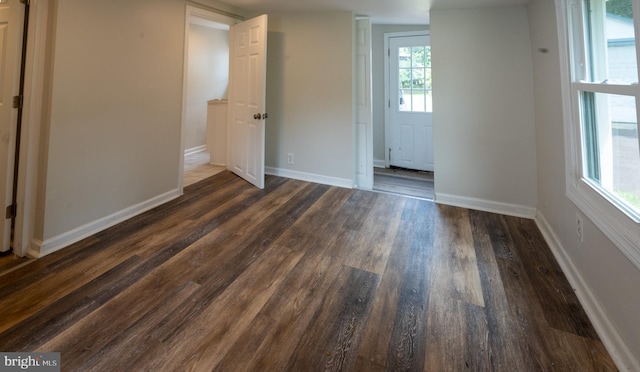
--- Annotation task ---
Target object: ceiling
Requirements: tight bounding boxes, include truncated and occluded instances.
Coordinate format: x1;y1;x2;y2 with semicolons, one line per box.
217;0;530;25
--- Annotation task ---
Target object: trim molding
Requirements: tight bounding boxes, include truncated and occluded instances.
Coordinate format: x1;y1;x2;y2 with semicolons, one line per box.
184;145;206;156
435;193;536;219
535;211;640;372
27;189;182;258
265;167;354;189
374;159;386;168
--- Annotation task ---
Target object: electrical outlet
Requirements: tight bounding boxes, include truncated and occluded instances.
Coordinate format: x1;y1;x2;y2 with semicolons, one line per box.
576;214;584;243
287;153;294;165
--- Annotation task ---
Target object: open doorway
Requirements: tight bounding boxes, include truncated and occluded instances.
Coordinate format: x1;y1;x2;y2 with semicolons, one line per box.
181;7;238;188
372;28;433;200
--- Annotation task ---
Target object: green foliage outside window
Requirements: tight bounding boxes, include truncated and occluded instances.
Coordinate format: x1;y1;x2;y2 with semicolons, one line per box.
607;0;633;18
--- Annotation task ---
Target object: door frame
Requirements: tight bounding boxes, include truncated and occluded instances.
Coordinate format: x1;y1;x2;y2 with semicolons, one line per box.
7;0;50;257
354;17;373;190
179;5;240;192
383;30;430;168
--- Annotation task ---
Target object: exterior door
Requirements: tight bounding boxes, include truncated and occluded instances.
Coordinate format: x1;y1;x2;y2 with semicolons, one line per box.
228;14;268;189
0;0;24;252
387;34;433;172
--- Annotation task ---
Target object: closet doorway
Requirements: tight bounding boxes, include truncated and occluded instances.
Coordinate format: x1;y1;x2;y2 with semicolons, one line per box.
181;7;238;188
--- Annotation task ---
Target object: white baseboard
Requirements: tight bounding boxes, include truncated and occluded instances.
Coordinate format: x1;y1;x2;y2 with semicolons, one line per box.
27;189;182;258
184;145;206;156
535;211;640;372
435;193;536;219
374;159;386;168
265;167;354;189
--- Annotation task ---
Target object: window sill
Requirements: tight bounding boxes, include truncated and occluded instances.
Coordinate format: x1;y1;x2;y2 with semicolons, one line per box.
568;179;640;270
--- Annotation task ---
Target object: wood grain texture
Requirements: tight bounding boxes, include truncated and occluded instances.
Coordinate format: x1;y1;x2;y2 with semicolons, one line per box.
0;172;616;371
468;210;529;371
431;205;485;307
385;200;435;371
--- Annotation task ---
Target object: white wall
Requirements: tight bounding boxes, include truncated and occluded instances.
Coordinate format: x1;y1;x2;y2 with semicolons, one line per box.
430;7;538;215
265;12;354;184
371;24;428;165
528;0;640;365
185;24;229;151
35;0;246;248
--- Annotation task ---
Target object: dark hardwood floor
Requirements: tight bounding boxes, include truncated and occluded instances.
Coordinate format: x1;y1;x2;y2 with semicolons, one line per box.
373;167;434;200
0;172;616;371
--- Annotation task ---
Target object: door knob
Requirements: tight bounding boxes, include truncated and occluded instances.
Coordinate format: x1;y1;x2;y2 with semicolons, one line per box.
253;113;261;120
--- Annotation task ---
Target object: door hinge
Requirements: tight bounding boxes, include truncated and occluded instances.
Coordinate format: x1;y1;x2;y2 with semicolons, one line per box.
5;204;17;219
12;95;23;109
20;0;30;5
388;99;391;108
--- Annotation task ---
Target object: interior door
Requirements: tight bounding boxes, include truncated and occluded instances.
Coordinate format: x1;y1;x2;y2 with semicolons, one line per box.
228;14;268;189
387;34;433;172
355;18;373;190
0;0;24;252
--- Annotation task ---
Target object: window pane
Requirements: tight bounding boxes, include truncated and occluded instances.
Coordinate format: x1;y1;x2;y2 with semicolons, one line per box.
399;69;411;89
399;47;411;68
412;68;425;89
426;90;433;112
583;0;638;84
581;92;640;213
425;68;432;89
412;47;425;67
425;47;432;68
400;89;412;111
411;91;426;112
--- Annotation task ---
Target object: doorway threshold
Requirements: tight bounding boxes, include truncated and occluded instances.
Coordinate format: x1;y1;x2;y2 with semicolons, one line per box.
373;167;434;200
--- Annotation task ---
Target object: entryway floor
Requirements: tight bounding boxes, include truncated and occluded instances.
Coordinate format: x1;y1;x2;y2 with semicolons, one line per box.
373;167;434;200
184;151;226;187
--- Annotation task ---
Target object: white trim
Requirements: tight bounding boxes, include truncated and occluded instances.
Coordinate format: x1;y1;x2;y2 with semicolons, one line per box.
536;211;640;372
184;145;206;156
13;0;49;257
568;185;640;268
354;17;374;191
27;189;181;258
556;0;640;271
435;193;536;219
374;159;386;168
265;167;354;189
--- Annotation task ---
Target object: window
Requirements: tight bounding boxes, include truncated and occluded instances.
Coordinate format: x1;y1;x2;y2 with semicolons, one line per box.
398;45;432;112
560;0;640;268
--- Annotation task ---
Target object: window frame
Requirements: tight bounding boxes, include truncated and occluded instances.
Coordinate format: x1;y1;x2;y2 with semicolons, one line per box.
556;0;640;270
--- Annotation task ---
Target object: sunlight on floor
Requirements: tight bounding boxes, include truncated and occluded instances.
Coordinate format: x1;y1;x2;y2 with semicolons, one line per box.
184;151;226;187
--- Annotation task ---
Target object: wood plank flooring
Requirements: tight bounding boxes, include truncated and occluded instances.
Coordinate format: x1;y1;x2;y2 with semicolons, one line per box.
0;172;616;371
373;167;434;200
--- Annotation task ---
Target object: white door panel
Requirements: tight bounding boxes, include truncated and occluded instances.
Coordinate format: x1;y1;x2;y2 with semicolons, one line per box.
355;18;373;189
400;124;414;163
387;33;433;172
0;0;24;252
228;15;267;189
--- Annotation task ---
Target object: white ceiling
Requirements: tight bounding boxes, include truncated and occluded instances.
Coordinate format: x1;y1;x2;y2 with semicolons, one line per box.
217;0;530;25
